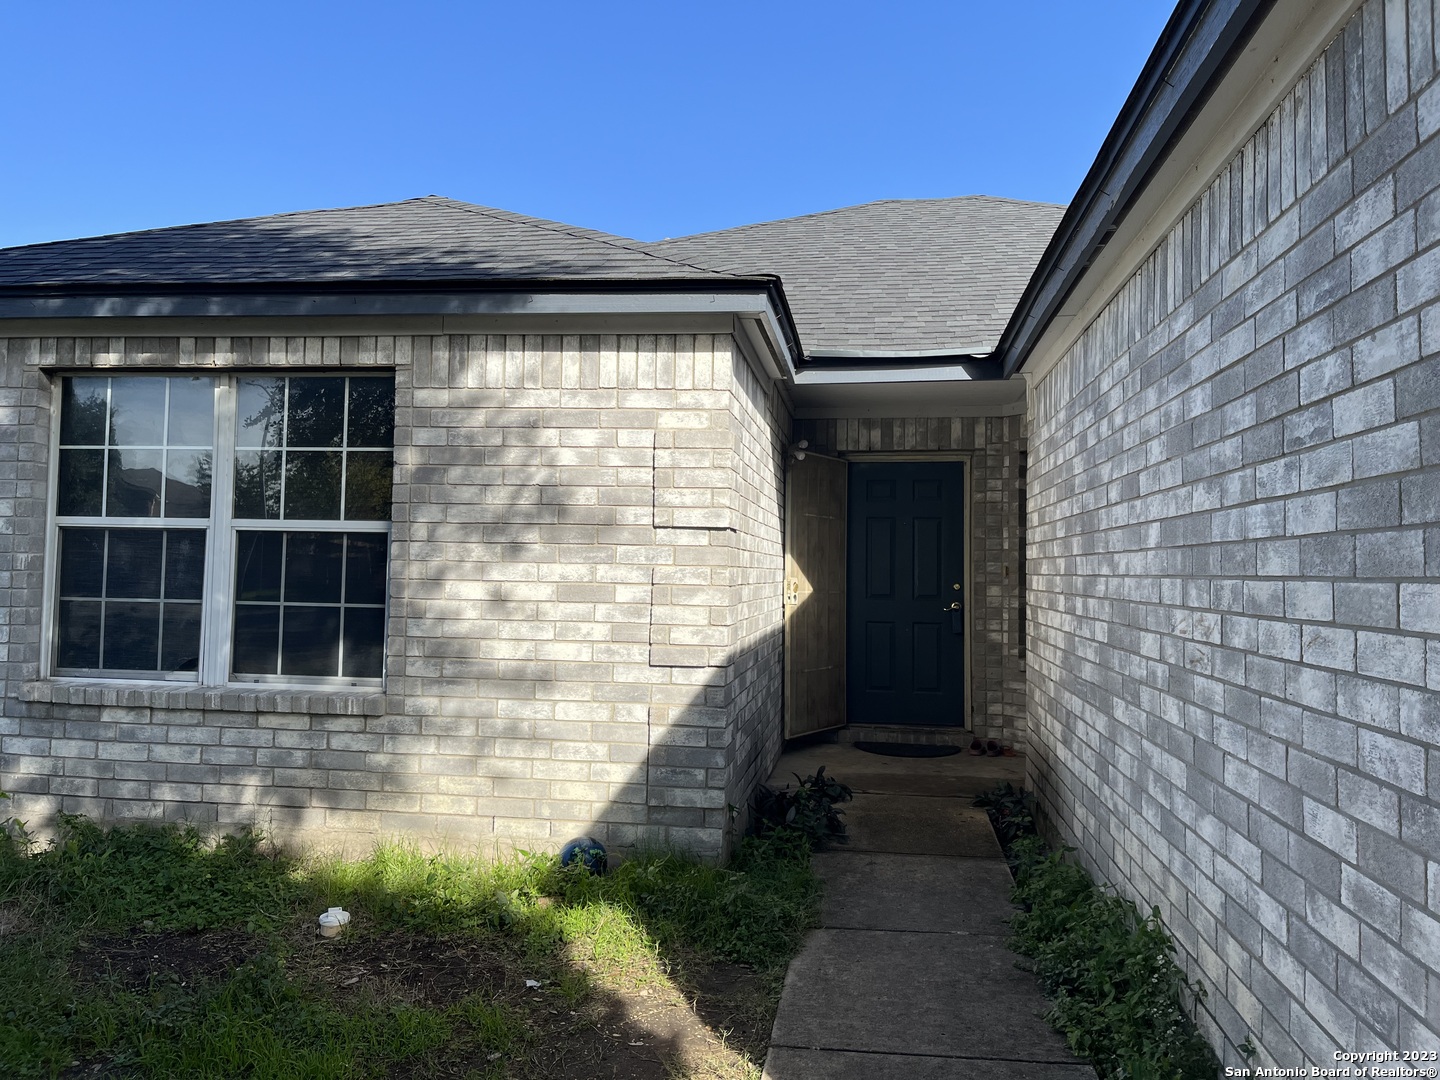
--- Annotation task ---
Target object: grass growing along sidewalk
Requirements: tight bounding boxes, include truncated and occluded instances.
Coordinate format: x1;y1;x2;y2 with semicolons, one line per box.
0;811;819;1079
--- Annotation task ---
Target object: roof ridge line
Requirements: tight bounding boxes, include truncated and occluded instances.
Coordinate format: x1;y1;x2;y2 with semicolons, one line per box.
432;200;736;279
0;197;451;255
644;194;1067;246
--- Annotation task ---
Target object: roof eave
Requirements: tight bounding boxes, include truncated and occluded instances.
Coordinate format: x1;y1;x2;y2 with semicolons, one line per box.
995;0;1277;379
0;275;808;377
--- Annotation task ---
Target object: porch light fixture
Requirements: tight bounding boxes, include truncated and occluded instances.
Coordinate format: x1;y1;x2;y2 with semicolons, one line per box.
788;439;809;462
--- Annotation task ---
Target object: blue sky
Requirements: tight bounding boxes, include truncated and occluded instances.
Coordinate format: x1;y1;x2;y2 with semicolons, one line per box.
2;1;1174;249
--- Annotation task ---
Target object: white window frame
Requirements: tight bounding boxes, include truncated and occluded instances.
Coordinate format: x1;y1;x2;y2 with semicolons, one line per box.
43;372;393;690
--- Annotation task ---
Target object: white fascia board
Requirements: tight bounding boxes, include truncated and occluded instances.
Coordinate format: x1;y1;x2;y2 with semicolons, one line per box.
0;288;777;319
793;363;981;385
1;288;801;378
1023;0;1363;383
806;344;993;360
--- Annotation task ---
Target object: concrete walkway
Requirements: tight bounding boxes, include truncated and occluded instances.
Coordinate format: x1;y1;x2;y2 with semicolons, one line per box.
761;743;1096;1080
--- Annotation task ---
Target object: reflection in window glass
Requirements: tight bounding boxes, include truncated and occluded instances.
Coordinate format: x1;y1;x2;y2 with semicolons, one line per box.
55;528;205;676
347;379;395;447
58;376;215;520
232;376;394;522
287;378;345;448
53;373;390;687
231;531;386;680
283;451;342;519
235;378;284;448
108;378;167;447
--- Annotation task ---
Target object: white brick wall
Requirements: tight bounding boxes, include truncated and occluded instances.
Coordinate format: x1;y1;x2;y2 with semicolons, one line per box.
1028;0;1440;1061
0;329;789;859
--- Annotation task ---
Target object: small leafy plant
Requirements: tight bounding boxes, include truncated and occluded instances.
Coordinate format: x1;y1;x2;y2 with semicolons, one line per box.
975;785;1218;1080
971;781;1034;851
751;766;853;849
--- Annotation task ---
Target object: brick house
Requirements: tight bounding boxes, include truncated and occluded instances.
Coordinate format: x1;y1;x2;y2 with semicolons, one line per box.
0;195;1051;858
3;0;1440;1061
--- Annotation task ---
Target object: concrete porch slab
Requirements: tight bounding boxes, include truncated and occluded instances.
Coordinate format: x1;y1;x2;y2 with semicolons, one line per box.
768;927;1076;1062
841;793;1002;857
768;742;1023;800
813;851;1017;934
763;1047;1098;1080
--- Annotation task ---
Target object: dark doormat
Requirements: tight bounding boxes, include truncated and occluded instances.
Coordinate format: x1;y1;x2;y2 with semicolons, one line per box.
853;741;962;758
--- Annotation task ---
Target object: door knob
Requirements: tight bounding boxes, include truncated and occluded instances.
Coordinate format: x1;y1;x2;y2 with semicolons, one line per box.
944;601;962;611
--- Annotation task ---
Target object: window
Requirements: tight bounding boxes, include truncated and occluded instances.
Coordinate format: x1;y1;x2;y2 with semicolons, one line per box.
51;373;395;686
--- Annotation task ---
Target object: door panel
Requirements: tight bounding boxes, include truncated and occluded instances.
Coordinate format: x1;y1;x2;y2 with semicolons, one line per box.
846;461;965;726
783;454;847;738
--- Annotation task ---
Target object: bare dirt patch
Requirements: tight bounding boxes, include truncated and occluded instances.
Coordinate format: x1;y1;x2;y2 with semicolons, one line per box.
519;956;772;1079
294;930;511;1007
71;928;260;991
64;927;776;1079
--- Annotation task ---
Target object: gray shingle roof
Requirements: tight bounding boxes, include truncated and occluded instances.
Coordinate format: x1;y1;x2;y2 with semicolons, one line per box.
0;196;735;287
645;197;1065;356
0;194;1065;358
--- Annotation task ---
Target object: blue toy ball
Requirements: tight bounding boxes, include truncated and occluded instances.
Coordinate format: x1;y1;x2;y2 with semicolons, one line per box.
559;836;607;875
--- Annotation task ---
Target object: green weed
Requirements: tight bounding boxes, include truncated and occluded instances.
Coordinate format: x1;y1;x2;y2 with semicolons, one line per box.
977;788;1218;1080
0;811;819;1079
0;815;299;932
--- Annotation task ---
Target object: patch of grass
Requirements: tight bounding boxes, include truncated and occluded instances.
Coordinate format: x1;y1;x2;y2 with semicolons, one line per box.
976;789;1218;1080
0;814;300;932
0;811;820;1079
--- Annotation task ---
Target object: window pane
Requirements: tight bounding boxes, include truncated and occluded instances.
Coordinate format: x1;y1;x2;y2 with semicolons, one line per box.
283;451;342;519
347;378;395;447
286;378;344;448
236;377;285;448
103;600;161;670
342;607;386;679
57;600;101;668
57;449;104;516
108;378;167;447
60;378;108;445
160;603;203;672
284;532;343;604
281;606;341;677
345;533;389;605
166;377;214;446
106;448;163;517
59;530;105;597
164;531;207;601
235;532;283;602
164;450;212;518
344;451;393;520
106;530;164;598
232;605;280;675
234;450;282;519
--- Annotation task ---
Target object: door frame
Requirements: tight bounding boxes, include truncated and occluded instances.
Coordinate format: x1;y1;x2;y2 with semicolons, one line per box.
838;451;975;730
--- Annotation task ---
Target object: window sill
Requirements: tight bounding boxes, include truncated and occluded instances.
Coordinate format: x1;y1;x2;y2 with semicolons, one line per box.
20;679;386;716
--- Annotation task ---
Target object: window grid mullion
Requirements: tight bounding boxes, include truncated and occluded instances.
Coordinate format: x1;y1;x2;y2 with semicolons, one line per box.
203;377;238;686
97;531;109;671
274;533;288;677
340;377;350;525
337;534;349;678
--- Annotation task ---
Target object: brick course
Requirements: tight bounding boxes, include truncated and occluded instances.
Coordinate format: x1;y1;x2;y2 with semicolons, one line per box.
791;415;1027;746
1027;0;1440;1060
0;329;789;858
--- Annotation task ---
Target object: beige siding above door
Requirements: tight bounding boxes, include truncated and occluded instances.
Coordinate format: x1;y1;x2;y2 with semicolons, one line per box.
783;453;846;738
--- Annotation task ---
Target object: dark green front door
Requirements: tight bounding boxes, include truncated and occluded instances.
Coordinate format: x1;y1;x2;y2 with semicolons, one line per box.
846;461;965;726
